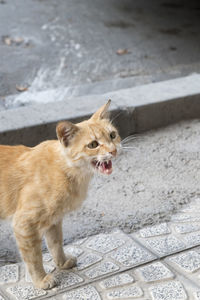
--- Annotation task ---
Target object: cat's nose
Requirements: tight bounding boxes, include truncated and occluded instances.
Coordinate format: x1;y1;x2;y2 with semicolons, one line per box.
109;149;117;157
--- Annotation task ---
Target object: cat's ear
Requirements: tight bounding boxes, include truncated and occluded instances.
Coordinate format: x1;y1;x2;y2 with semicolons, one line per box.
91;99;111;120
56;121;79;147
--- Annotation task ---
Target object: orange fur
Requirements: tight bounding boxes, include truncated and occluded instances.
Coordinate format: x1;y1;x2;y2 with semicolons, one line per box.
0;101;120;289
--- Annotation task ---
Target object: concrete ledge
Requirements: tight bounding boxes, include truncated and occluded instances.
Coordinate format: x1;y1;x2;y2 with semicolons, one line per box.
1;74;200;146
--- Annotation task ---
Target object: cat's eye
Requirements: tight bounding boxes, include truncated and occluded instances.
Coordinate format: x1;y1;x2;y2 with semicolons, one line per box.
88;140;99;149
110;131;116;139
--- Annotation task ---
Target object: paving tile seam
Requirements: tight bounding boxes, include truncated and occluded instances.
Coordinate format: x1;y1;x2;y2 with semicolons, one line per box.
28;258;159;300
140;243;200;261
3;201;200;299
161;258;200;291
0;291;9;300
4;248;198;300
129;235;160;259
0;246;199;299
132;229;200;259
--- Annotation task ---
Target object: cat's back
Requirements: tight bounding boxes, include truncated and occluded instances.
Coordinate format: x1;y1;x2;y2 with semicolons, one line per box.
0;144;30;163
0;144;31;218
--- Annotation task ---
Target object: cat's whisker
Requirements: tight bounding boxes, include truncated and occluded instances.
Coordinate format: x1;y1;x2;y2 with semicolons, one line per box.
122;148;135;152
122;147;137;150
121;135;139;143
110;111;123;124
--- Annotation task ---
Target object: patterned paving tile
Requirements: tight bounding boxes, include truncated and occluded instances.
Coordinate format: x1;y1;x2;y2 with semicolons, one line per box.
171;214;200;222
137;262;174;282
110;241;156;267
174;223;200;234
183;232;200;247
86;233;125;254
0;264;19;284
139;223;171;238
168;250;200;273
7;285;47;300
99;273;134;289
62;285;101;300
55;272;84;289
106;285;143;299
144;235;186;256
76;253;102;271
64;246;83;257
149;281;187;300
84;261;119;279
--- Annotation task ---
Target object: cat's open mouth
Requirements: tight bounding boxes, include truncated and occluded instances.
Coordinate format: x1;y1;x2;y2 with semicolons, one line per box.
91;160;112;175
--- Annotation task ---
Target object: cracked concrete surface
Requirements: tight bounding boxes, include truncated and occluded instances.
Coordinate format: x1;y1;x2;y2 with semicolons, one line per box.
0;0;200;107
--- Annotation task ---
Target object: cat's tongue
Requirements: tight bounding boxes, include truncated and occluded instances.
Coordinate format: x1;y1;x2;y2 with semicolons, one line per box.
100;160;112;175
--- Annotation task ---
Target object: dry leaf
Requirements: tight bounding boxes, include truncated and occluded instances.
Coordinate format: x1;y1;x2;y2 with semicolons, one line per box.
14;37;24;45
116;48;130;55
2;36;12;46
16;85;28;92
2;36;24;46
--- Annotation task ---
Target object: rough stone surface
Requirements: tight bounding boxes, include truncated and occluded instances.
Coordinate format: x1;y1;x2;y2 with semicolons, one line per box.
137;262;174;282
99;273;134;289
64;246;83;258
7;285;47;300
184;232;200;248
62;285;101;300
149;281;187;300
144;236;186;256
110;241;155;267
171;214;200;223
106;285;143;299
86;233;125;254
55;272;84;289
168;251;200;273
139;223;171;238
84;261;119;279
0;264;19;284
76;253;102;271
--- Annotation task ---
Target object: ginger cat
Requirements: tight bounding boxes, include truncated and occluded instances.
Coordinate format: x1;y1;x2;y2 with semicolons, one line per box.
0;100;120;289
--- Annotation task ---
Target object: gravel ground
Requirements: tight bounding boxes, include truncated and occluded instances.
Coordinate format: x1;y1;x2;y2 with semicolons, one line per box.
1;119;200;264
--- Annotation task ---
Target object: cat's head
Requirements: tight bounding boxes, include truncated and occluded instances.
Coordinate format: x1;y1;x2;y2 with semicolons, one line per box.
56;100;121;175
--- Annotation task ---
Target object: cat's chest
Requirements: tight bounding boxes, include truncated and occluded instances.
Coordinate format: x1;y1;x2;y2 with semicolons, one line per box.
60;172;91;213
71;175;90;203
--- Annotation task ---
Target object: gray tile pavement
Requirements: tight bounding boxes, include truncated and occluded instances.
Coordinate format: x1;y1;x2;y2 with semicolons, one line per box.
2;199;200;299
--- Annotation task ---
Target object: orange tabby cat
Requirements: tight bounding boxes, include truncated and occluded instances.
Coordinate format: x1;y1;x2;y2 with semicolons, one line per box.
0;100;120;289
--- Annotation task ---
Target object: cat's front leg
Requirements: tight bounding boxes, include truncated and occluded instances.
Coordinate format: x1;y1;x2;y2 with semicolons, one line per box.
45;221;77;269
13;215;56;290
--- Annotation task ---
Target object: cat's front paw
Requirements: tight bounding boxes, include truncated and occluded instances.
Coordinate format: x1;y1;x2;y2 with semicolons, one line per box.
35;273;57;290
59;255;77;270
